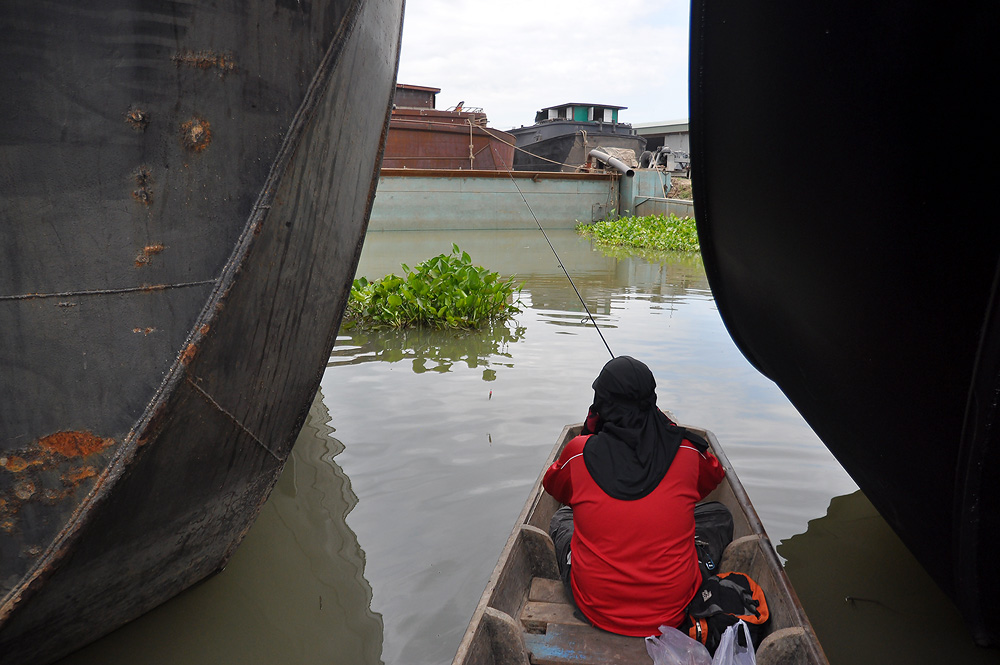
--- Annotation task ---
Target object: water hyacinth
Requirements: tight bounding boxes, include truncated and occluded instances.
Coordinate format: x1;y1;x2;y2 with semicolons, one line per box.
577;213;700;252
345;244;522;329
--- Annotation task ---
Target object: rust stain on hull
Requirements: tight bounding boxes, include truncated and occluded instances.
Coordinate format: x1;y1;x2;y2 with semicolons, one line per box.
0;432;116;536
179;342;198;365
1;457;31;473
173;50;237;76
134;243;164;267
124;106;150;131
62;467;97;485
131;167;154;206
12;481;35;501
180;117;212;152
38;431;115;458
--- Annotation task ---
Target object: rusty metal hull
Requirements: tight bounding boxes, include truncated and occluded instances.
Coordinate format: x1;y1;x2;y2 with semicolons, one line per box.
382;109;516;170
690;0;997;647
0;0;403;662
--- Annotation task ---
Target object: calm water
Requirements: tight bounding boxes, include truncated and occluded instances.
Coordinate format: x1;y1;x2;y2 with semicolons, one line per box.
57;230;999;664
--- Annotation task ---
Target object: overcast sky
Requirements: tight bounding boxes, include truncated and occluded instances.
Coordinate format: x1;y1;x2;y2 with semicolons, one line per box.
394;0;691;131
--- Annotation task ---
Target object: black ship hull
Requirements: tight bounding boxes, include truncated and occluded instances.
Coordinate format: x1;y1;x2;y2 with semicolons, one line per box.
0;1;403;662
509;120;645;172
690;0;996;647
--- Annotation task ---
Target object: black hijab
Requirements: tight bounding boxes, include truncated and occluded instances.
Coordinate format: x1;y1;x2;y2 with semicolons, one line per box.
582;356;705;500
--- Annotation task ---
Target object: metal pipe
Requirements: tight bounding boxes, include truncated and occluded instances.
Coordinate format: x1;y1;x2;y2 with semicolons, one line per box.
589;149;634;177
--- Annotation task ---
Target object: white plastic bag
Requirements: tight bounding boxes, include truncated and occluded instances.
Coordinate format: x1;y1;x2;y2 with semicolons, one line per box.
645;625;712;665
711;620;756;665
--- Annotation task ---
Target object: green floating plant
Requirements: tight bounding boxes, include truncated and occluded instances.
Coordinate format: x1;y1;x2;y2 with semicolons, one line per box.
346;244;523;330
577;213;700;252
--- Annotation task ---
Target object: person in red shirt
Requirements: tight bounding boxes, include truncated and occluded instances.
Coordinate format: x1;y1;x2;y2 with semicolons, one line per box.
543;356;725;637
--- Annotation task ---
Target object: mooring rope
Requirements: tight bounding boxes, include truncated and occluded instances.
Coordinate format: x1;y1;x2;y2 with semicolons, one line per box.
479;125;585;171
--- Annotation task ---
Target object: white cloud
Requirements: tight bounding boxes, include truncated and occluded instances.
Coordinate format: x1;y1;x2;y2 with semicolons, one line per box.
396;0;690;130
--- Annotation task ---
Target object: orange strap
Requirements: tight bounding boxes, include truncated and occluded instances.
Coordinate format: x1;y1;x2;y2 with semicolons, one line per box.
687;618;709;645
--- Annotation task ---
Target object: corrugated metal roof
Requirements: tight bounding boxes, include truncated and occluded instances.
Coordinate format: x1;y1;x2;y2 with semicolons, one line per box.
633;120;689;134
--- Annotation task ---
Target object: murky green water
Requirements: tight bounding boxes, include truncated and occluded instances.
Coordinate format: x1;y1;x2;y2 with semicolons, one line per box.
57;230;999;664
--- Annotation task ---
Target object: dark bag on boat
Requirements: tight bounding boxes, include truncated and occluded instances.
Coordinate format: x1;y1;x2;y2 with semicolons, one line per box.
694;501;734;581
681;571;769;655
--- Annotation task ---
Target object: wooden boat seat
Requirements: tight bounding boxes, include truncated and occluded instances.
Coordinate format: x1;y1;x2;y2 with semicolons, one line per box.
520;578;587;633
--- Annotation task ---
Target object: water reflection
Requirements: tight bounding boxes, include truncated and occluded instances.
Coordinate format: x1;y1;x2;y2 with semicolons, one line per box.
779;491;998;665
55;390;383;665
332;322;525;379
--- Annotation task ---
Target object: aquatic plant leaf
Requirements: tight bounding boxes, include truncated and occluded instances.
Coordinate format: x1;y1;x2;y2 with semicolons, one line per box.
346;245;521;330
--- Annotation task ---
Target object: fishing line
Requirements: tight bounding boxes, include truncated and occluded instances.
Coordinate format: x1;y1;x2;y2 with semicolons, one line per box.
490;144;615;359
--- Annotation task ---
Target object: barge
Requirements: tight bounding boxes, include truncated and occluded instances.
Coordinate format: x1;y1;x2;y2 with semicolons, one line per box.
383;84;515;170
0;0;404;662
509;103;646;173
690;0;997;647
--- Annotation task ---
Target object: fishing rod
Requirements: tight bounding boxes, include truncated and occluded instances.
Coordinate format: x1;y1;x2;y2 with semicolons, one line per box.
490;144;615;359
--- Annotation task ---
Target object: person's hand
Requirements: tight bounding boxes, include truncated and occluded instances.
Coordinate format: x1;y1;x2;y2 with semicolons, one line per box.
582;405;601;434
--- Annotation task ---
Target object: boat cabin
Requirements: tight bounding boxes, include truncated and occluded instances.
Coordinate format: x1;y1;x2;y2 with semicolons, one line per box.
393;83;440;110
534;103;626;125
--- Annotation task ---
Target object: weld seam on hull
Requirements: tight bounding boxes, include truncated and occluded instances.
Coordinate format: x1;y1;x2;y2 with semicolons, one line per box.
185;377;280;462
0;280;216;301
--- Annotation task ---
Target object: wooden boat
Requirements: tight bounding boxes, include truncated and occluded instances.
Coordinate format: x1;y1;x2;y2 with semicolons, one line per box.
453;423;828;665
689;0;997;647
383;84;516;170
509;103;646;172
0;1;403;662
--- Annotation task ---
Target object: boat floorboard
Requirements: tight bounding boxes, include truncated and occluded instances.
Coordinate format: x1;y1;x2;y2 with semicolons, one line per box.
521;578;647;664
524;624;649;665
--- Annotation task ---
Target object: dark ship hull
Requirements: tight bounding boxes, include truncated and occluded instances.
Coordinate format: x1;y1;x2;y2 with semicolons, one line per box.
690;0;996;647
509;120;645;172
0;1;403;662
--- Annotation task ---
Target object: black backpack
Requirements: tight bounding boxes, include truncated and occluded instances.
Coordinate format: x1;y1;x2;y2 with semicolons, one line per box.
694;501;733;581
682;571;770;654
